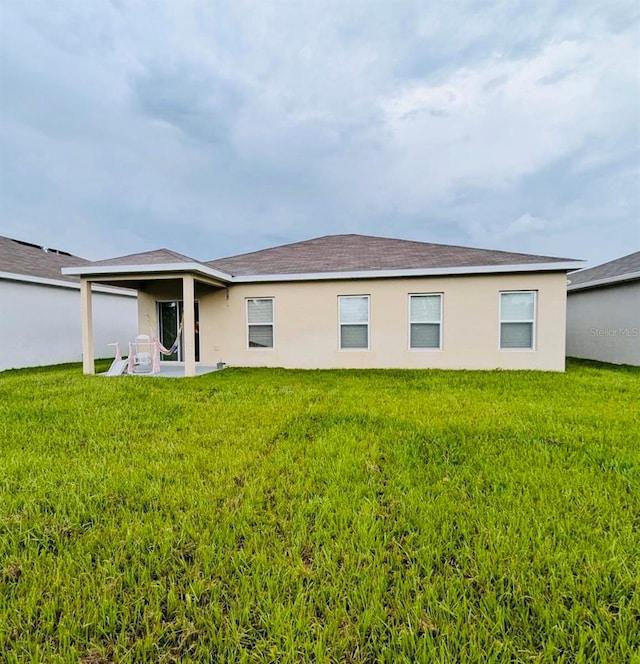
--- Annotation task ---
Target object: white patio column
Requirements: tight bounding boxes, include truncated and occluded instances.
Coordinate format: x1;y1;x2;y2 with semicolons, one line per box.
183;274;196;377
80;278;95;375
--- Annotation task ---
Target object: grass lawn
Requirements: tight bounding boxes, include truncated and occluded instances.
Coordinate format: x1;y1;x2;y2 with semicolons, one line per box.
0;360;638;663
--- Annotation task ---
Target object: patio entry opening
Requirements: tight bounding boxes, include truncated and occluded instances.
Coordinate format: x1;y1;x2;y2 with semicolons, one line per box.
158;300;200;362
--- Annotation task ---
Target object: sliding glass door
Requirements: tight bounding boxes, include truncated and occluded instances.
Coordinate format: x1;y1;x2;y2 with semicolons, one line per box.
157;301;200;362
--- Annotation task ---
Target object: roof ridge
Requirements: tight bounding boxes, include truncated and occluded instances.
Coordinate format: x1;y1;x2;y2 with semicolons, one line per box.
335;233;577;260
205;236;327;264
156;247;201;262
83;247;201;266
204;234;421;263
207;233;574;264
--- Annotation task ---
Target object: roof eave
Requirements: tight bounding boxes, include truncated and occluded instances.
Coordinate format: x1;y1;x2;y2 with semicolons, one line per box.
62;262;233;283
0;270;136;295
230;261;585;283
567;271;640;292
62;259;584;284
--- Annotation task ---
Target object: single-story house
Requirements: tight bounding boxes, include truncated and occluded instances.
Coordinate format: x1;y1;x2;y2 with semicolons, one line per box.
0;235;138;372
566;251;640;366
62;234;584;375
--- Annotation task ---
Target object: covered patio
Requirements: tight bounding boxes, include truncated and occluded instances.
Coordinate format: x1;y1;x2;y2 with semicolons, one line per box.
62;251;231;377
113;363;222;378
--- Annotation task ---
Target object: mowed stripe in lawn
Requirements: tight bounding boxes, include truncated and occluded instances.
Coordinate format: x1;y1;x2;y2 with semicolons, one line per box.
0;361;638;663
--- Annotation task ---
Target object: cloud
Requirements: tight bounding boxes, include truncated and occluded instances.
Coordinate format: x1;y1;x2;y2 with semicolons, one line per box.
132;64;242;146
497;213;553;239
377;36;633;204
0;0;638;264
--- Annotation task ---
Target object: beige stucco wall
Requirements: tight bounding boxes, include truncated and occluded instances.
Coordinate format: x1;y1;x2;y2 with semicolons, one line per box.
137;280;185;335
566;281;640;366
136;271;566;371
136;279;216;356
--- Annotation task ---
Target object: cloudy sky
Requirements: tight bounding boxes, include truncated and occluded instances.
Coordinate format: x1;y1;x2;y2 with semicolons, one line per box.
1;0;638;266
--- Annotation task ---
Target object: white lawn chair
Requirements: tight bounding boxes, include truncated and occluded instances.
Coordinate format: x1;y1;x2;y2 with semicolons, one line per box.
130;334;154;374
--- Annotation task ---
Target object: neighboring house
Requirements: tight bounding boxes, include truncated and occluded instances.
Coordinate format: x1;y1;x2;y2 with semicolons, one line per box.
566;252;640;366
62;234;583;375
0;235;138;371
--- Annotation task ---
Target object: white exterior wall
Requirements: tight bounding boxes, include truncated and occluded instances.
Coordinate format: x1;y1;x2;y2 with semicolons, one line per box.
566;281;640;366
0;278;138;371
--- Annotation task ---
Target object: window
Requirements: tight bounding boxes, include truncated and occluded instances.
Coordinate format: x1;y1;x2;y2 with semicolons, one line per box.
500;291;536;349
247;298;274;348
409;294;442;349
339;295;369;349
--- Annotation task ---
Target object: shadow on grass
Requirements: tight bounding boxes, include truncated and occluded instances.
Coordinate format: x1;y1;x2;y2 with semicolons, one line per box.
566;357;640;374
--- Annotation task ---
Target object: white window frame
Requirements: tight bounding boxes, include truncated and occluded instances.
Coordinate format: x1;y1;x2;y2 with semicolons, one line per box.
338;295;370;351
408;293;443;351
246;297;275;350
499;290;537;351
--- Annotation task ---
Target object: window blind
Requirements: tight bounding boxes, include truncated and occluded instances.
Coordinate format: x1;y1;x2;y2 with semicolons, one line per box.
247;298;274;348
500;322;533;348
339;296;369;349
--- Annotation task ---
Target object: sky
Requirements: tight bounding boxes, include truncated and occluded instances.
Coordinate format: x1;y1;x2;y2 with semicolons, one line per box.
0;1;639;267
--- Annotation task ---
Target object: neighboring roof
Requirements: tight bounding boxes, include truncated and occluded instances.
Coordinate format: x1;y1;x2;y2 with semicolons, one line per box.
0;235;88;284
206;234;576;277
85;248;197;268
63;233;583;283
567;251;640;292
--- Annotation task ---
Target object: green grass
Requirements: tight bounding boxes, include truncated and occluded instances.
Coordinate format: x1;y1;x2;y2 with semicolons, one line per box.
0;360;638;663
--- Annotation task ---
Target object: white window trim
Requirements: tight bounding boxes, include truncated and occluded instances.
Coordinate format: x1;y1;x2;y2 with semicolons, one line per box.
498;290;537;351
408;293;443;351
246;297;275;350
338;295;370;351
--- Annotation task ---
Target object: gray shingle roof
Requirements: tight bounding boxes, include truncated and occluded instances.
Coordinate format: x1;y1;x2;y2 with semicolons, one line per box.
85;248;197;269
206;234;575;277
567;251;640;290
62;233;579;281
0;235;89;284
